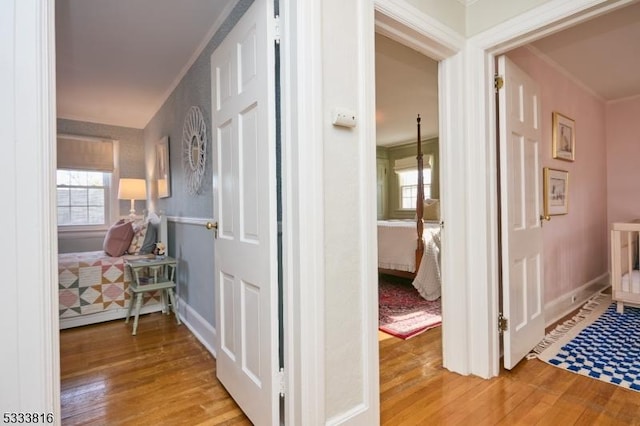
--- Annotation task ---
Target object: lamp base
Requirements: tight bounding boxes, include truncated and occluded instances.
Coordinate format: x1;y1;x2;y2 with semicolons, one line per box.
129;199;137;221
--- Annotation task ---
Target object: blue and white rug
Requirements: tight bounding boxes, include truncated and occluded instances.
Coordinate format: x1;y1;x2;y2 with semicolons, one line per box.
531;294;640;392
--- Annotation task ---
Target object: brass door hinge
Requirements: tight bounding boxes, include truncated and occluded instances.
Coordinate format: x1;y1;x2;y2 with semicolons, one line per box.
498;313;508;334
494;75;504;92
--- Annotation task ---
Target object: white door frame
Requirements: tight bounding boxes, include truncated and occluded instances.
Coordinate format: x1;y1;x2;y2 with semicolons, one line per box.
279;0;331;424
1;0;59;416
8;0;636;421
466;0;635;376
373;0;471;377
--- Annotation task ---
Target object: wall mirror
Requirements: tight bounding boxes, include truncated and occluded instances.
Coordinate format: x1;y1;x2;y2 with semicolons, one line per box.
182;106;207;195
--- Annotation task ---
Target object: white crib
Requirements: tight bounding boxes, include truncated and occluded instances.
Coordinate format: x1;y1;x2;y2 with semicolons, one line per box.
611;221;640;313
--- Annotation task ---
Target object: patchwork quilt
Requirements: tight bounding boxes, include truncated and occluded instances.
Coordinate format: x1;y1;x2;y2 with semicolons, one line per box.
58;251;160;318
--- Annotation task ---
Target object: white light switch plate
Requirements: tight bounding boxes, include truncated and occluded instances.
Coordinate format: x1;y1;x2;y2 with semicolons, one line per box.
332;108;357;128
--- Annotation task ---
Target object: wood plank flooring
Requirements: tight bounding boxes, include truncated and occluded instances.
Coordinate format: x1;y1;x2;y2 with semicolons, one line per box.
59;313;250;425
61;312;640;425
379;326;640;425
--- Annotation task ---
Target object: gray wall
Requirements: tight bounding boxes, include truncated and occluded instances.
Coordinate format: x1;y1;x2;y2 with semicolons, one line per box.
169;221;215;326
57;119;145;253
144;0;254;327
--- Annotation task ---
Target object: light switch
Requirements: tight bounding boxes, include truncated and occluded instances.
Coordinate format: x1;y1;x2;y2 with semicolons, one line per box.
332;108;357;128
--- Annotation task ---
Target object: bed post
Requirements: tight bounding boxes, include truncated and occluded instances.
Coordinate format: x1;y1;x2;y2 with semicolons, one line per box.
416;115;425;270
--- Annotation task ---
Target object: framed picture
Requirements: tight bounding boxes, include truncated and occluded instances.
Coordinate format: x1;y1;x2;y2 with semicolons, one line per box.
552;112;575;161
156;136;171;198
543;167;568;216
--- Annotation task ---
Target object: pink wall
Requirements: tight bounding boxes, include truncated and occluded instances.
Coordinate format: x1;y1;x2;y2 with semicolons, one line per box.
507;47;608;303
606;97;640;225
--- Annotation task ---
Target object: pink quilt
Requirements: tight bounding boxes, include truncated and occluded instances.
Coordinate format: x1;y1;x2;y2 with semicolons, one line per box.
58;251;160;318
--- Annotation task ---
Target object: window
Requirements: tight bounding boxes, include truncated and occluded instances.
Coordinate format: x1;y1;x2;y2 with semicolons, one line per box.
57;169;111;227
398;168;432;209
56;134;118;229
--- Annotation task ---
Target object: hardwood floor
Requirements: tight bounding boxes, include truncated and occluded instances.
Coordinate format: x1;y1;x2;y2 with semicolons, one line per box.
62;312;640;425
379;327;640;425
60;313;250;425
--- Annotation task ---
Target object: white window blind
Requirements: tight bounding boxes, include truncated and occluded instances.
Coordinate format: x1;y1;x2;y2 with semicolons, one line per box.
57;135;114;171
393;154;432;172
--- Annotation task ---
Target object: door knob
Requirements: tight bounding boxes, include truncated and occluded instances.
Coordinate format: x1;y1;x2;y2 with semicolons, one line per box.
539;214;551;227
205;221;218;238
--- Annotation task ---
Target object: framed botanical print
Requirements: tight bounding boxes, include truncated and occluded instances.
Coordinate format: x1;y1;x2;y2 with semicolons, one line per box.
552;112;575;162
543;167;568;216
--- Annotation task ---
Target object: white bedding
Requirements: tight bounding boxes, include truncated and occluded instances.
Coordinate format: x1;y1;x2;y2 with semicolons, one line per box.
377;220;441;301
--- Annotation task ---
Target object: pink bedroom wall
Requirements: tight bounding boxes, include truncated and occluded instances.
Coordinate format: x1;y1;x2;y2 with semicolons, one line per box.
507;47;608;304
606;96;640;225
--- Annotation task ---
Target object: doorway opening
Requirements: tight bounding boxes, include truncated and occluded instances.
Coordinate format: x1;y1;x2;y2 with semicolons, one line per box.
495;1;640;371
374;32;443;346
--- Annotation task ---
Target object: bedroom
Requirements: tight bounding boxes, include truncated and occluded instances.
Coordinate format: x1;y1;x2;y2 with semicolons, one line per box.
374;32;443;341
53;0;250;421
374;0;640;368
54;0;238;341
5;0;640;422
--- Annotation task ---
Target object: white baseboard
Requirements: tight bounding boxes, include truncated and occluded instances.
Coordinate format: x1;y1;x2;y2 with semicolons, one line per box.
544;272;610;327
176;296;217;358
60;303;162;329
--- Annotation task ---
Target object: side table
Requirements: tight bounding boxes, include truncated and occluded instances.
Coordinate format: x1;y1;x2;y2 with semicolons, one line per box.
125;256;181;335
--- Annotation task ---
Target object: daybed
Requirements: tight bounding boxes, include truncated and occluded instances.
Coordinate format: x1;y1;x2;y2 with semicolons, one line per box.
58;212;168;329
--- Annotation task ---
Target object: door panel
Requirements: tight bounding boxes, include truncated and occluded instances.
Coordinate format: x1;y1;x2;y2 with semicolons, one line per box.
212;0;278;424
498;55;545;370
221;272;236;359
219;122;235;237
240;105;260;241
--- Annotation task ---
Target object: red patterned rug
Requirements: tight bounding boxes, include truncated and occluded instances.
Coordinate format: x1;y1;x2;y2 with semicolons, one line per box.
379;277;441;339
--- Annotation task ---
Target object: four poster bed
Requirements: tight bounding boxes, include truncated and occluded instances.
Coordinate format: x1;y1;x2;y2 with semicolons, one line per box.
377;115;442;301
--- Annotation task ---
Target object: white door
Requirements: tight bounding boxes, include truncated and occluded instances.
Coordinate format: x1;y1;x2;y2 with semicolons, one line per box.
498;55;545;369
211;1;279;424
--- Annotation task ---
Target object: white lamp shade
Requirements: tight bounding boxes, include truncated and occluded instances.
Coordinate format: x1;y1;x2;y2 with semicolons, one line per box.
118;178;147;200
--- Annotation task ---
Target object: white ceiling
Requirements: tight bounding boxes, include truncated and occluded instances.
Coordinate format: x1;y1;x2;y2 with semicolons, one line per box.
56;0;236;129
375;1;640;146
56;1;640;135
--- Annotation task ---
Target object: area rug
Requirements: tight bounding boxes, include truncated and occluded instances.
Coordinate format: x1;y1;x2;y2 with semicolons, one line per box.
378;278;441;339
531;293;640;392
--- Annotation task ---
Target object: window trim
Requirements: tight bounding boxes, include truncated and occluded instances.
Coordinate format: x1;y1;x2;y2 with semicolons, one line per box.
396;165;433;210
56;170;113;231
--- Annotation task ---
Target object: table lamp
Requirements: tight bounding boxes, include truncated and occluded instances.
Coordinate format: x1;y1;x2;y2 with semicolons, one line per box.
118;178;147;219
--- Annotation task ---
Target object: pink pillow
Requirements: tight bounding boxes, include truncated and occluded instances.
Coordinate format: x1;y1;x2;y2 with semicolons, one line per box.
103;219;134;257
